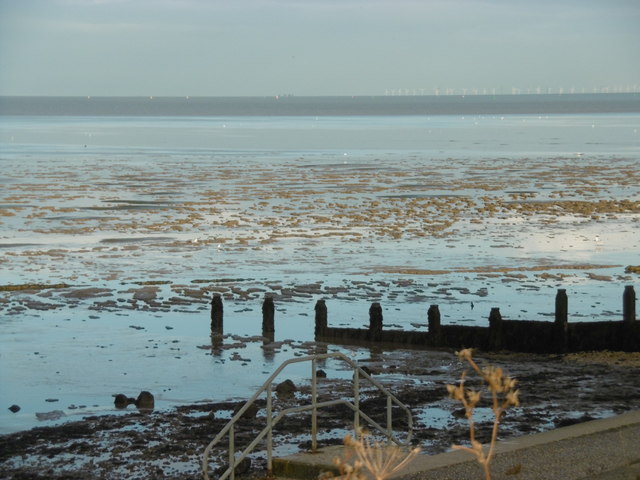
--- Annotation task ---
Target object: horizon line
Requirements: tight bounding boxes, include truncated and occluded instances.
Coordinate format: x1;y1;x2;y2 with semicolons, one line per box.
2;91;640;99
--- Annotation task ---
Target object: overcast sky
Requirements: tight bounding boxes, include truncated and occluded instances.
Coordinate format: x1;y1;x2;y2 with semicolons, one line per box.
1;0;639;96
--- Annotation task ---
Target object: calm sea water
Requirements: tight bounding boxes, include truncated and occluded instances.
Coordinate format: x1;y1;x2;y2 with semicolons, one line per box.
0;95;639;433
2;94;640;116
2;96;639;156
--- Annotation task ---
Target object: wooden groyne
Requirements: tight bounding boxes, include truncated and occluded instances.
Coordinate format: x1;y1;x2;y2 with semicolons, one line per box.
211;285;638;353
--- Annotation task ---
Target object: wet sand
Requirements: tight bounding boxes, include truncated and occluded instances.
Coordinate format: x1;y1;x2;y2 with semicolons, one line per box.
1;150;639;438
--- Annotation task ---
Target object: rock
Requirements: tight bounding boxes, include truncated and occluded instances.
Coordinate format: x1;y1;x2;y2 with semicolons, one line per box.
452;408;467;419
235;457;251;475
275;379;297;396
35;410;65;421
586;273;613;281
135;391;154;410
8;404;20;413
233;403;259;419
113;393;136;409
217;457;251;476
61;288;112;299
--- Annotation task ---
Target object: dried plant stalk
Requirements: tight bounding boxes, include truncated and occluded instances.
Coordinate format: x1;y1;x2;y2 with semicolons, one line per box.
324;430;420;480
446;348;520;480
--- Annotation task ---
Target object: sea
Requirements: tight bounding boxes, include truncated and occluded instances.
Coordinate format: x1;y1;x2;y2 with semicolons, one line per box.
1;94;639;433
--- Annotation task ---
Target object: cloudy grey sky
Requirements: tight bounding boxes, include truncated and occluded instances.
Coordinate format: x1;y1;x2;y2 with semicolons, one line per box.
1;0;639;96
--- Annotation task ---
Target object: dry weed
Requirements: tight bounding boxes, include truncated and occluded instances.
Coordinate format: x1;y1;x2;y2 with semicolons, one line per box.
322;430;420;480
446;348;520;480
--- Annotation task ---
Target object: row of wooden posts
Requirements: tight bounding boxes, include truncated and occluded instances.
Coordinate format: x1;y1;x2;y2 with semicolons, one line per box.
210;285;638;353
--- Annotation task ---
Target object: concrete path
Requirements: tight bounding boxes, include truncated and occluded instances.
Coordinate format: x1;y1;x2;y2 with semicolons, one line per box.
272;410;640;480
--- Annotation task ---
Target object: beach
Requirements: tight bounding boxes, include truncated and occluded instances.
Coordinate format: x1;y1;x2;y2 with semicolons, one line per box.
0;95;639;477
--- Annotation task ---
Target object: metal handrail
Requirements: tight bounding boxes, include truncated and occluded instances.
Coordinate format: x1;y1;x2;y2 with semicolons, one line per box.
202;352;414;480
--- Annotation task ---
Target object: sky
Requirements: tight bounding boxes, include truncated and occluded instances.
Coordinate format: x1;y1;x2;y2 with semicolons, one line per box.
0;0;639;97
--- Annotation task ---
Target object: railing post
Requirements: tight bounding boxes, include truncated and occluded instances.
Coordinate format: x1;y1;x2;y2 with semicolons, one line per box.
266;384;273;475
386;396;392;445
229;423;235;480
311;358;318;452
353;367;360;437
623;285;636;323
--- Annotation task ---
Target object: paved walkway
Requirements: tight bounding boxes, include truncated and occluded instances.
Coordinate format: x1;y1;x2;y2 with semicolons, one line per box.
272;410;640;480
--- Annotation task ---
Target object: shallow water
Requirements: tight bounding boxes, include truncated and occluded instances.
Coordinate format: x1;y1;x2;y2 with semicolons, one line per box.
1;101;639;433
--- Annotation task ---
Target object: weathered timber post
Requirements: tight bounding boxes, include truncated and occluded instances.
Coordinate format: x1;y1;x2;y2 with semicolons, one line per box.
555;289;568;324
622;285;638;351
555;289;569;352
488;307;503;350
369;302;383;341
427;305;441;344
262;296;275;335
210;294;224;333
314;300;328;337
623;285;636;323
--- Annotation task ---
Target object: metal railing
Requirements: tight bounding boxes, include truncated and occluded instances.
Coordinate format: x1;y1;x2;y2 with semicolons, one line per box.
202;352;413;480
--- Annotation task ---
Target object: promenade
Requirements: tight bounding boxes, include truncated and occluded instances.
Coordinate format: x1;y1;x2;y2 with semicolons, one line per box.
273;410;640;480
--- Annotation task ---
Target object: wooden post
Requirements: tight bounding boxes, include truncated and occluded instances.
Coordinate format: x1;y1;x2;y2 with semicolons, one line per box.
369;302;383;341
555;289;568;324
314;300;328;337
488;307;503;350
427;305;441;342
262;296;275;334
623;285;636;323
554;288;569;352
210;294;223;333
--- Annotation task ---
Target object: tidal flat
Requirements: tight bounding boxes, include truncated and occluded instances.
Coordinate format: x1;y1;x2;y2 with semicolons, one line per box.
1;109;639;477
1;148;639;432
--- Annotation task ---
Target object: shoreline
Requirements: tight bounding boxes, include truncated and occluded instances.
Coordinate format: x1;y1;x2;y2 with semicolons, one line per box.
1;273;637;435
2;347;639;479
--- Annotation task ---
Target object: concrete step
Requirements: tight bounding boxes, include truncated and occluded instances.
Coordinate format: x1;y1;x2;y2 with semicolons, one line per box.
273;445;342;479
